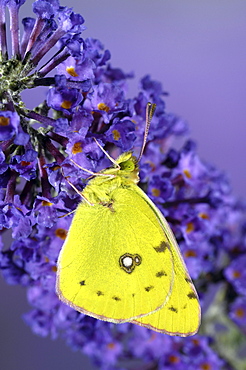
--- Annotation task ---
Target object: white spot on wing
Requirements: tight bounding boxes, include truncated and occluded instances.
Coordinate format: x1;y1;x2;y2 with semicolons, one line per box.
122;256;133;267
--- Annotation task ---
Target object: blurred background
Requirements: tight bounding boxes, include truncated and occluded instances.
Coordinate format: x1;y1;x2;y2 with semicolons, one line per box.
1;1;246;369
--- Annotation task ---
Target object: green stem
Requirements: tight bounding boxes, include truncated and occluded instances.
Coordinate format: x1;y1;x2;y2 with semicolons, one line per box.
4;170;18;203
162;195;211;208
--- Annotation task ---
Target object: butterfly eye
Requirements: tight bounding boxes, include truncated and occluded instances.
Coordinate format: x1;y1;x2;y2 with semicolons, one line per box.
119;160;135;172
119;253;142;274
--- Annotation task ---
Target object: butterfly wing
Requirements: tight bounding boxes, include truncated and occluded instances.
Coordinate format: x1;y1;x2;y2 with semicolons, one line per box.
56;185;175;323
131;188;201;336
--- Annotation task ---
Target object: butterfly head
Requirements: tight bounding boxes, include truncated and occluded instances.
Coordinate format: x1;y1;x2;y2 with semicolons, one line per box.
114;151;139;183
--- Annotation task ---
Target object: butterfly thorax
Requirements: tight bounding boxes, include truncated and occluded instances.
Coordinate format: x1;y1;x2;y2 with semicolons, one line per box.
82;152;140;205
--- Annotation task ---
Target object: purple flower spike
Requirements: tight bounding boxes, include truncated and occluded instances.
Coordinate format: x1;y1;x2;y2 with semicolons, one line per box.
224;255;246;295
20;17;35;57
10;149;38;180
56;55;95;81
6;0;26;8
24;0;60;56
70;107;93;138
230;296;246;331
32;0;57;19
0;0;8;58
33;194;67;228
0;148;8;176
105;118;136;151
84;82;126;123
84;38;111;67
58;9;85;33
0;111;19;140
6;0;26;56
148;175;174;203
0;1;246;369
47;86;82;114
31;7;85;66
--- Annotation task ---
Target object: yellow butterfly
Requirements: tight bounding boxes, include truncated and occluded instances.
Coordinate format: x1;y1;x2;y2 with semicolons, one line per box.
56;103;201;336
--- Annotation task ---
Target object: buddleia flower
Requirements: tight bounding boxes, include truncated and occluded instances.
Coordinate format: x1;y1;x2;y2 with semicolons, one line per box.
0;1;246;369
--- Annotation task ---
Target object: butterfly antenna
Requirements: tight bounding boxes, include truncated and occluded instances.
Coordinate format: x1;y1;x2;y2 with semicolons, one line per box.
137;102;156;162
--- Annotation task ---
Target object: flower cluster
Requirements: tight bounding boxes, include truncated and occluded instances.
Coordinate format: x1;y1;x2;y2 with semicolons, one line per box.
0;1;246;369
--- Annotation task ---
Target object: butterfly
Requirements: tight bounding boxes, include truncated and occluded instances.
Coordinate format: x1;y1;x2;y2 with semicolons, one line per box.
56;103;201;336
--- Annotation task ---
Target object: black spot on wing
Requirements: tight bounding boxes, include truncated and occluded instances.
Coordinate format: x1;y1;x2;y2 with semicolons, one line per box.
187;291;197;300
154;241;169;253
100;200;115;212
112;296;121;301
169;306;178;313
122;183;132;190
97;291;104;296
185;276;192;284
145;286;154;292
79;280;85;286
156;270;167;278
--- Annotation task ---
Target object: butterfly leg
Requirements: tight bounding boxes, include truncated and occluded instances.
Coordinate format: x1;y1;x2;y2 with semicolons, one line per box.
70;158;116;179
61;169;94;206
58;209;76;218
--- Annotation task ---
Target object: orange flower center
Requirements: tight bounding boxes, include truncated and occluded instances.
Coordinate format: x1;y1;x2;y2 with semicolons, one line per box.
55;228;68;240
66;66;79;77
21;161;31;166
72;142;83;154
42;200;53;206
112;129;121;141
61;100;72;109
0;116;10;126
183;169;192;178
186;222;195;233
97;102;110;112
151;188;161;197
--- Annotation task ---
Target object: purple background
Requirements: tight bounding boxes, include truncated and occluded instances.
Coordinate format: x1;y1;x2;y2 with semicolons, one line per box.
1;1;246;369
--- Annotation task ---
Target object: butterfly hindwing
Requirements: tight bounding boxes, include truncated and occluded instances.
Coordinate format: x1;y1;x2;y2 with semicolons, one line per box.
132;263;201;336
57;185;175;323
131;190;201;335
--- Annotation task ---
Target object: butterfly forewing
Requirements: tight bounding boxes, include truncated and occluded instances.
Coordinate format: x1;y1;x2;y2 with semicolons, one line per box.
57;186;175;322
